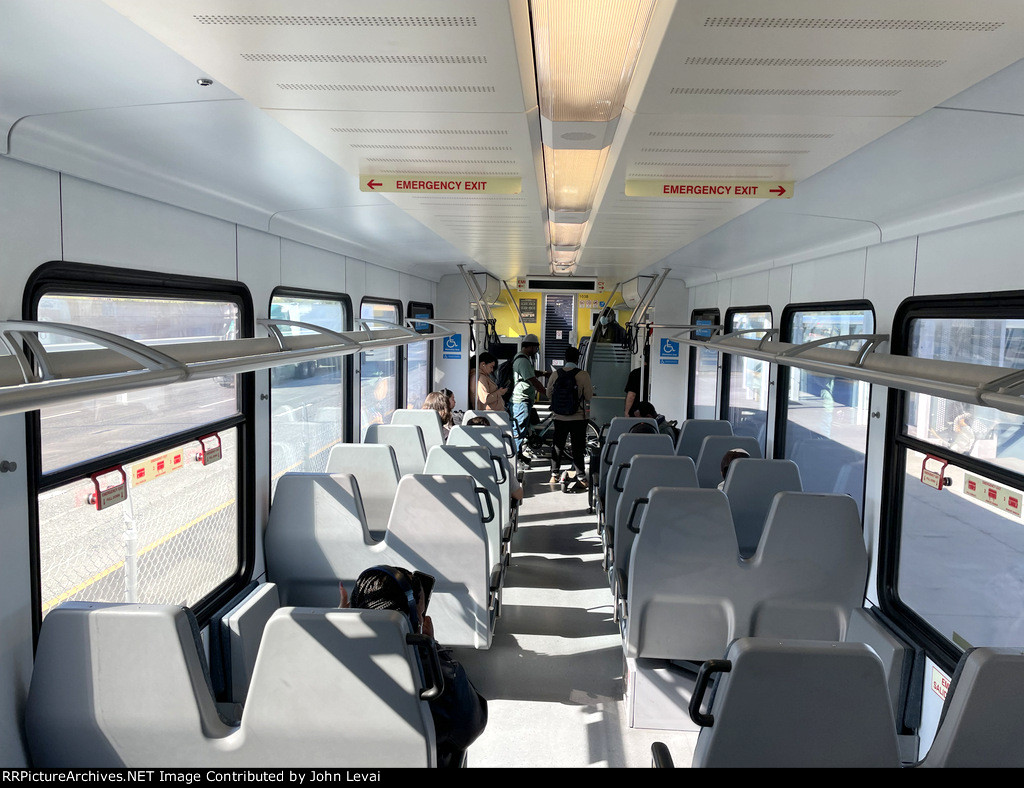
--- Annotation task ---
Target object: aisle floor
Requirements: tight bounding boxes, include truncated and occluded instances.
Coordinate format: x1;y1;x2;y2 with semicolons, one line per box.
453;465;699;768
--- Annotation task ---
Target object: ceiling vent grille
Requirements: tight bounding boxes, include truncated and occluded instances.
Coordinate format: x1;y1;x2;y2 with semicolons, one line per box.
350;144;512;151
373;167;519;176
195;15;478;27
364;157;517;165
684;56;946;68
641;147;809;155
631;161;790;168
241;53;486;64
331;128;508;135
649;131;833;139
277;83;495;93
670;87;900;97
702;17;1004;32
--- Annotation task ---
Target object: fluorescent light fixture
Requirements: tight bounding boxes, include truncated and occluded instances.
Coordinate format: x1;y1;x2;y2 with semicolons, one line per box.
532;0;657;123
550;222;585;249
543;146;611;213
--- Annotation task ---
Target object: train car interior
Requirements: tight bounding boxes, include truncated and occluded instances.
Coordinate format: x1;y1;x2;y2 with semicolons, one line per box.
4;0;1024;769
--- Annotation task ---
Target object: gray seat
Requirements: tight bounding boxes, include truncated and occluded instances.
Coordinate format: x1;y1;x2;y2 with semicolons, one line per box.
447;425;516;532
423;445;506;592
264;472;493;649
25;603;437;767
920;647;1024;767
790;438;859;494
266;473;373;607
622;488;868;661
694;434;762;488
603;433;675;566
218;582;281;704
365;423;427;476
722;458;803;557
690;638;901;768
325;443;401;537
391;408;445;450
611;455;698;608
675;419;733;461
597;417;658;505
463;409;512;429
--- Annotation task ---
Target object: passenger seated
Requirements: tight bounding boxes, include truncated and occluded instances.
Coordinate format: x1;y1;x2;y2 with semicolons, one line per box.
627;422;658;435
341;566;488;768
423;391;456;441
445;388;464;426
631;401;677;440
467;416;523;501
718;448;751;490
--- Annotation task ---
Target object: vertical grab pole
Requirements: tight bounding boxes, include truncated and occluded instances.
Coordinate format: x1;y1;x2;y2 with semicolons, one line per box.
122;485;139;603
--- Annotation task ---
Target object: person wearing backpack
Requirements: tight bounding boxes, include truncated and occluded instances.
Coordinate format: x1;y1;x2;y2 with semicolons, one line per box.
546;346;593;490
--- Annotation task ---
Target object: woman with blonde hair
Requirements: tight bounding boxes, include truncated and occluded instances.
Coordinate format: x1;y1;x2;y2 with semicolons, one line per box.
422;390;455;441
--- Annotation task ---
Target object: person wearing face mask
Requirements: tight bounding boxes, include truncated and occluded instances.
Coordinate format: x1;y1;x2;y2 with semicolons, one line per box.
593;308;627;345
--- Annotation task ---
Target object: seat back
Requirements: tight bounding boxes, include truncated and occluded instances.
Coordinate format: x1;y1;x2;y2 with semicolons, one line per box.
424;445;502;574
722;458;803;556
391;408;445;450
365;423;427;476
612;456;698;593
605;433;675;538
751;492;868;642
675;419;733;461
463;409;512;429
219;583;281;703
326;444;400;535
448;424;515;460
385;474;493;648
624;488;739;660
266;473;373;606
692;638;901;768
25;603;435;767
694;435;762;488
921;647;1024;767
598;417;658;498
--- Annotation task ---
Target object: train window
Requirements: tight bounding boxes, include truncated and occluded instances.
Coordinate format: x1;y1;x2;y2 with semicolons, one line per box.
269;291;349;481
406;301;434;411
29;264;253;625
885;298;1024;663
359;298;403;437
36;293;240;473
776;303;874;513
687;308;720;420
722;308;772;452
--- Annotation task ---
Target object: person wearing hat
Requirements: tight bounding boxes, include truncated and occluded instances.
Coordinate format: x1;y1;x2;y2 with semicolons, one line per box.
510;333;546;459
593;307;628;345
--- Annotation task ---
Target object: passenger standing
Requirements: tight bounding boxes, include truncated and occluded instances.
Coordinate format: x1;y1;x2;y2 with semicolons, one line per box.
546;346;593;489
593;308;628;345
510;335;546;461
470;351;508;411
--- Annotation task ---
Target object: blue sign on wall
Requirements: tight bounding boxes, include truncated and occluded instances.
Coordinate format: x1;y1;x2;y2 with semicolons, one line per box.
659;337;680;365
443;333;463;359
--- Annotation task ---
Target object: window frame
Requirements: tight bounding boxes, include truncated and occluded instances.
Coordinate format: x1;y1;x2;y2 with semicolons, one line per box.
773;298;875;462
405;300;435;408
269;287;354;473
24;261;256;637
720;305;773;437
686;308;720;420
359;296;405;435
880;290;1024;673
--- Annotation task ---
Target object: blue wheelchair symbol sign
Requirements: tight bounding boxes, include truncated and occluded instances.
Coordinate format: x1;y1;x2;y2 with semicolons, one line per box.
659;338;680;365
443;334;462;359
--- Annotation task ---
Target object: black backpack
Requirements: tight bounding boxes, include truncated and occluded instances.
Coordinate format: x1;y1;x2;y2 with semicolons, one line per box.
496;352;527;404
550;368;581;416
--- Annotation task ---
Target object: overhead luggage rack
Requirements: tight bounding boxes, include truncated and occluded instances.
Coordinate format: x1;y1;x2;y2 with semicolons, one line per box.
672;325;1024;419
0;317;453;419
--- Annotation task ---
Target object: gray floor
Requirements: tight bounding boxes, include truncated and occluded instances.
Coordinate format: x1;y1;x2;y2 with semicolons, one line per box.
453;465;698;768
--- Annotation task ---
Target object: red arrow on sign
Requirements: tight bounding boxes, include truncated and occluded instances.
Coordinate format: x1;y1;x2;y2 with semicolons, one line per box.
770;186;786;196
366;179;383;190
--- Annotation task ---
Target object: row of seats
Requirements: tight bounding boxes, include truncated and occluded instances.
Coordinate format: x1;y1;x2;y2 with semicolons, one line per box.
26;602;439;767
663;637;1024;768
